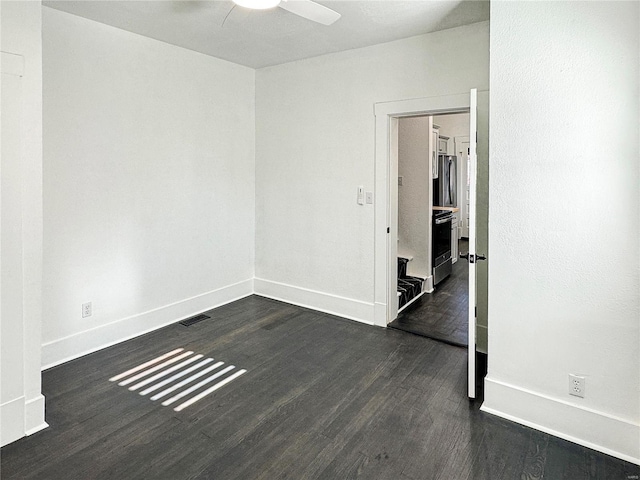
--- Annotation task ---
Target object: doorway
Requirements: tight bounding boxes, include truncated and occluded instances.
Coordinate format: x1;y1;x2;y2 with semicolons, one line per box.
390;112;471;347
373;91;488;398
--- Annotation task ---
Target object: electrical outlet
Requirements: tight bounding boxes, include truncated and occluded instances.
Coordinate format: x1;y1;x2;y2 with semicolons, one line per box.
82;302;92;318
569;374;585;398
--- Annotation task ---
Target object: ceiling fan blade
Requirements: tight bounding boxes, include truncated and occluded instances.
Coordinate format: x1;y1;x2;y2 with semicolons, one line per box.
278;0;341;25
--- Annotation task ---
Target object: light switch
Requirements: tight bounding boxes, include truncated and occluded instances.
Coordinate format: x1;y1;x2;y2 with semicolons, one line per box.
357;186;364;205
365;192;373;204
398;176;403;186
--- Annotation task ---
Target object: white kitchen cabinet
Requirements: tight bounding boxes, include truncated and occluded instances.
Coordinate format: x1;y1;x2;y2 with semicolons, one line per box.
431;128;439;179
438;135;449;154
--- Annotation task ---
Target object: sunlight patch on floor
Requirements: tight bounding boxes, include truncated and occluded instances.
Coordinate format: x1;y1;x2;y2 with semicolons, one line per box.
109;348;247;412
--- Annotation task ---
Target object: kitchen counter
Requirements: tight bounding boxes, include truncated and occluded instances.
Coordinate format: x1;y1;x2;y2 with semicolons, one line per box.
433;206;460;212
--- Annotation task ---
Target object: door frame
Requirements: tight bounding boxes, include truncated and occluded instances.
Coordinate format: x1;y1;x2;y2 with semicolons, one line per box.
1;50;49;444
373;93;471;327
454;135;470;239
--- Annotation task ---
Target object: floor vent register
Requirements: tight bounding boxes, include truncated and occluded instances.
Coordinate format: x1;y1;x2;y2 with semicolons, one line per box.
179;314;211;327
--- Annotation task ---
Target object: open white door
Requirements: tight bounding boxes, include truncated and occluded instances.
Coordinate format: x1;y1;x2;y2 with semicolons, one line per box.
466;89;478;398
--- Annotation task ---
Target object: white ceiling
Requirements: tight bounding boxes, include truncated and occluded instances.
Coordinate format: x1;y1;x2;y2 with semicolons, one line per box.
43;1;490;69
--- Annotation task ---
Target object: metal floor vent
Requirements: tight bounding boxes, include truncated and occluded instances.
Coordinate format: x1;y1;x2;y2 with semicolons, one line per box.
180;314;211;327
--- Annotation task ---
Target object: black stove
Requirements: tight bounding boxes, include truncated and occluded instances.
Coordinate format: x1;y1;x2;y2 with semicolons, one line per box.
433;209;453;221
432;209;453;285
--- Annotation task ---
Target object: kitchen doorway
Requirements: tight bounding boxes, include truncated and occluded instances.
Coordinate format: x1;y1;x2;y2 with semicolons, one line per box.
373;91;489;397
391;112;471;347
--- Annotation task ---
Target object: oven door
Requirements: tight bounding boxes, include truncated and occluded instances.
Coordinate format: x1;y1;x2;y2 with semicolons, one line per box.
432;215;453;284
433;216;452;265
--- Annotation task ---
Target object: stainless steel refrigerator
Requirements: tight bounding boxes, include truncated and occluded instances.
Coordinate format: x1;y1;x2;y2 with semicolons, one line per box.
434;155;457;207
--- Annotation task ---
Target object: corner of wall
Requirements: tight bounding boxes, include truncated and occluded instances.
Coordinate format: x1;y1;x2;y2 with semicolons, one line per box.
254;278;375;326
42;279;254;370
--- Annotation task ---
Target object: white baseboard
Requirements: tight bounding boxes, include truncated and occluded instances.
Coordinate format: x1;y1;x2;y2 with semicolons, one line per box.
41;279;254;370
482;376;640;465
424;275;434;293
374;302;387;327
398;291;426;314
25;394;48;436
1;396;25;447
25;421;49;437
254;278;375;326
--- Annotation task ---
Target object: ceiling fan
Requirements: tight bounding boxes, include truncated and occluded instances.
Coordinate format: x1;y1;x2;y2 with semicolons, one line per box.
232;0;341;26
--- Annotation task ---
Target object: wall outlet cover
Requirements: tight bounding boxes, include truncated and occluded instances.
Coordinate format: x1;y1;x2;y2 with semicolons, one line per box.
82;302;92;318
569;374;585;398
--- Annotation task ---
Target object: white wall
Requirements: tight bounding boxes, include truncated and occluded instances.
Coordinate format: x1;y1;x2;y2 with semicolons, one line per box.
433;113;469;142
255;22;489;321
398;116;431;279
484;1;640;464
1;0;47;446
41;8;256;367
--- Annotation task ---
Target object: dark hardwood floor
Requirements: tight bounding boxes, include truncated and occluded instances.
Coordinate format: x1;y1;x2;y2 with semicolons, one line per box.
1;295;638;479
390;239;469;347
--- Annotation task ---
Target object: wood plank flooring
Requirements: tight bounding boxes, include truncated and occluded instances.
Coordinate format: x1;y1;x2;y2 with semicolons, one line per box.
1;295;638;479
390;239;469;346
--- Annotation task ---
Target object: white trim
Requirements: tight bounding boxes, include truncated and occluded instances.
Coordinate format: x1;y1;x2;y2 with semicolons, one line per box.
424;275;434;293
24;422;49;437
1;51;24;76
482;376;640;465
467;88;478;399
374;93;470;117
24;394;48;436
0;397;25;447
398;291;426;314
373;302;387;327
374;106;390;325
41;279;254;370
254;278;375;326
387;116;400;324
